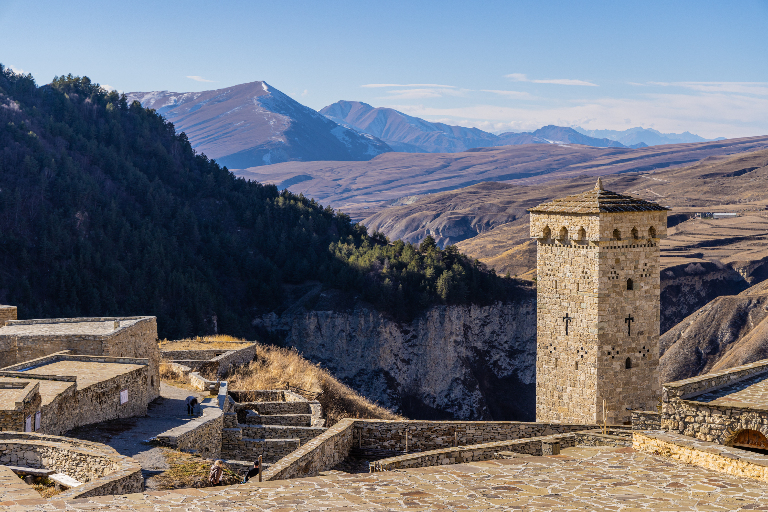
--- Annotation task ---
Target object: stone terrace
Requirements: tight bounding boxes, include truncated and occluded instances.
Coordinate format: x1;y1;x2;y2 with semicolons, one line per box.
18;360;144;387
6;445;768;510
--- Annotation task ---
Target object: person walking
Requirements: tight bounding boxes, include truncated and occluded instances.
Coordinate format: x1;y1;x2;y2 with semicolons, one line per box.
208;460;224;486
185;395;198;416
242;459;261;483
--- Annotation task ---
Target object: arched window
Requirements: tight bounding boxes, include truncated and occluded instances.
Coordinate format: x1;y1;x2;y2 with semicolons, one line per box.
578;227;586;241
729;429;768;452
631;227;638;240
648;226;657;238
627;278;633;290
613;228;621;241
625;357;632;369
542;226;551;241
575;361;579;370
558;226;568;242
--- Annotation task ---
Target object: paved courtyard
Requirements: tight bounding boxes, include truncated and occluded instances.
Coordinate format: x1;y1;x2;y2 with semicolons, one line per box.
5;445;768;510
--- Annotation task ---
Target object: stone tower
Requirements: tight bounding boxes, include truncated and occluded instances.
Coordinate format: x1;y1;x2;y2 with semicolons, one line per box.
529;179;667;424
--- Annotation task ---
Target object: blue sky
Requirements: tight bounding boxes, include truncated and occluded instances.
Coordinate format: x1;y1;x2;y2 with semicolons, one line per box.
2;0;767;138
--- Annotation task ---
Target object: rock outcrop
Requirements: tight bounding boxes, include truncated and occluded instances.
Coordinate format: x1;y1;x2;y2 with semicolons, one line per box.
255;300;537;421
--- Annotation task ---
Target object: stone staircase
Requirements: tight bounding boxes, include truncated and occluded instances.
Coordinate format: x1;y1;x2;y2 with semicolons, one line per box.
221;390;326;464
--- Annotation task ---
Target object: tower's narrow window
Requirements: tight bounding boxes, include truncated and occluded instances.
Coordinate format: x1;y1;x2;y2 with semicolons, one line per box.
648;226;657;238
578;227;586;241
631;227;638;240
559;226;568;242
627;278;633;290
625;357;632;369
575;361;579;370
542;226;551;241
613;228;621;241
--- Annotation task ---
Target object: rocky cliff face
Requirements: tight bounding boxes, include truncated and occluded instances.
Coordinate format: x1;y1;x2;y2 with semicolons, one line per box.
255;301;537;421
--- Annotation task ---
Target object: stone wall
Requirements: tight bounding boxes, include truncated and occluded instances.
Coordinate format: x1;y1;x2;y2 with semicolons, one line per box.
634;430;768;484
0;380;40;432
0;305;17;326
162;344;256;378
229;390;285;403
262;418;355;481
661;360;768;444
374;433;579;471
0;316;160;401
632;410;661;430
0;432;142;498
353;420;595;452
156;399;223;459
532;208;665;425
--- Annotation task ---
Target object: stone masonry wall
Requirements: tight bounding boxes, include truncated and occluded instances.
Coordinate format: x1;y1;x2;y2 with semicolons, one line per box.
532;209;665;425
632;410;661;430
0;432;142;498
634;430;768;484
0;306;17;326
661;360;768;444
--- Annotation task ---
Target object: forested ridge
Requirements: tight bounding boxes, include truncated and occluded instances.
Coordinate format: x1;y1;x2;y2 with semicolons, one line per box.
0;66;526;338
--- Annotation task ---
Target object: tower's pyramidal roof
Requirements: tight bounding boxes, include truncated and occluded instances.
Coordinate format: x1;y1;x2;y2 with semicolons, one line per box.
528;179;668;214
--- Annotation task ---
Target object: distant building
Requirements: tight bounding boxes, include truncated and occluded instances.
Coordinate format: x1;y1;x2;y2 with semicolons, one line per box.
529;178;667;424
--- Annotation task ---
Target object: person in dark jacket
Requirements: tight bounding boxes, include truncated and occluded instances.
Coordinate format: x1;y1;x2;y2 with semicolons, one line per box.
242;460;261;483
186;396;198;416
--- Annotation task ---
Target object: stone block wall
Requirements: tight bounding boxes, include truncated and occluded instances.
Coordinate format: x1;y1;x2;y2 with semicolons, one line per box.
0;306;17;326
0;432;142;498
661;360;768;444
162;343;255;378
352;420;595;452
632;410;661;430
0;381;41;432
532;208;665;425
229;390;285;403
156;401;223;459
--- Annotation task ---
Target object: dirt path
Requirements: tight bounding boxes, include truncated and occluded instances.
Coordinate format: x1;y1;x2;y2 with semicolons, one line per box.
66;382;207;488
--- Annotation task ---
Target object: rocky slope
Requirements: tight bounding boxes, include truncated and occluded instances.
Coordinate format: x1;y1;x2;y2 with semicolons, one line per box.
128;83;391;169
254;287;537;421
660;280;768;383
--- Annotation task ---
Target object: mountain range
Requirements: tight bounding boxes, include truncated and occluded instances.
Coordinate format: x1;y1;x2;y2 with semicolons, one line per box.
127;82;721;168
574;127;725;146
321;100;629;153
127;82;392;169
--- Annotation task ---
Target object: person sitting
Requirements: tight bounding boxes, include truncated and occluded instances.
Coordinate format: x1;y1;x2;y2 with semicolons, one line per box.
208;460;224;486
186;396;198;416
242;459;261;483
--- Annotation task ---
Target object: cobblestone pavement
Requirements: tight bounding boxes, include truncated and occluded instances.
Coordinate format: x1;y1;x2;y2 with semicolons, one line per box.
7;445;768;510
64;382;206;486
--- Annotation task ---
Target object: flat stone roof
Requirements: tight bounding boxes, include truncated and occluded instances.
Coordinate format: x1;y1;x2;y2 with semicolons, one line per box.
4;445;768;510
692;371;768;408
0;317;148;338
19;360;144;388
0;387;25;406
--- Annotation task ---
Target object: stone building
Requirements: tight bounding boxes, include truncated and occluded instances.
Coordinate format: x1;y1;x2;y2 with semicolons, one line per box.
530;179;667;424
0;307;160;434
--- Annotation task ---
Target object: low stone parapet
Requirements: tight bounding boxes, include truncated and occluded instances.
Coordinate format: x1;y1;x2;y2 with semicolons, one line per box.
634;430;768;483
155;398;223;459
0;431;142;498
631;410;661;430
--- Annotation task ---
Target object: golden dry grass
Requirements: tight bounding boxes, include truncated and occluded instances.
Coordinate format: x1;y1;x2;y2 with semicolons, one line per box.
159;335;251;351
149;449;241;489
222;344;403;427
158;362;210;392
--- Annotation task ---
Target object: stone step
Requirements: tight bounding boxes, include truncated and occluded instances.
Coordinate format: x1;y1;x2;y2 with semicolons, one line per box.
250;401;311;415
241;425;326;445
223;438;301;464
244;411;312;426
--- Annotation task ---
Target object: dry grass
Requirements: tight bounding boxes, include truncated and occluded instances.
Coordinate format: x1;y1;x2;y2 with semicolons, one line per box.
149;449;241;489
25;476;62;498
223;344;403;427
159;335;251;351
158;362;209;392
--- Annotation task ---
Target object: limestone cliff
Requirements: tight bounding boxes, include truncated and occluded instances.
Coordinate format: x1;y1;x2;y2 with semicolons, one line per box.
254;299;537;421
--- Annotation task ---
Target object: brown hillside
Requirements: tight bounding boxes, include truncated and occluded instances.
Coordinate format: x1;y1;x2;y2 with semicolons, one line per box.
660;280;768;383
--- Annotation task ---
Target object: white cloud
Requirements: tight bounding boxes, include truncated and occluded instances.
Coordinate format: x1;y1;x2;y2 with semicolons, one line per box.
381;87;467;100
101;84;117;91
301;89;308;96
187;75;216;83
646;81;768;96
482;89;534;99
385;90;768;139
506;73;597;87
8;64;25;74
362;83;457;88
